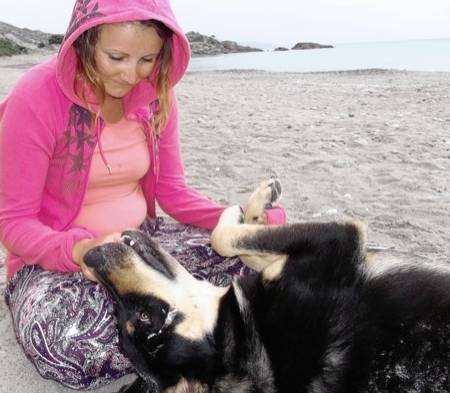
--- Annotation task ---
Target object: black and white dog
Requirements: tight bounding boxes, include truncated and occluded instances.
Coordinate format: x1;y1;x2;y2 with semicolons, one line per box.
85;180;450;393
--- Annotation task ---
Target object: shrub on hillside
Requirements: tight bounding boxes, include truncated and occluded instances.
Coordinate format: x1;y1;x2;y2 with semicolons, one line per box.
0;38;28;56
48;34;64;45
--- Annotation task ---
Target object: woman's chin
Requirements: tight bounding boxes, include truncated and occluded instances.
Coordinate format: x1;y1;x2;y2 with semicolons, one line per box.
105;86;134;100
105;91;128;100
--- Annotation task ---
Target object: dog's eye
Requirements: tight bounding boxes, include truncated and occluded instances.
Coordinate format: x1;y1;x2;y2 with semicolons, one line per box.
139;312;151;323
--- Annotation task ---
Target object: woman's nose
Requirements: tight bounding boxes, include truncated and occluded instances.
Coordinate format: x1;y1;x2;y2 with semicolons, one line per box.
121;66;140;85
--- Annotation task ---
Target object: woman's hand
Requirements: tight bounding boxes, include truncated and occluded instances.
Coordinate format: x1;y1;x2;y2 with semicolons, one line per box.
72;233;122;281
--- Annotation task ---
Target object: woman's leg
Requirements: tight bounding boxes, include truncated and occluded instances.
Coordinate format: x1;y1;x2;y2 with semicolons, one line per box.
140;218;254;286
4;219;249;390
5;265;133;390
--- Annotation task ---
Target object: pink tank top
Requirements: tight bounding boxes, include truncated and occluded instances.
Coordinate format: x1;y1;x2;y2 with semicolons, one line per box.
73;117;150;236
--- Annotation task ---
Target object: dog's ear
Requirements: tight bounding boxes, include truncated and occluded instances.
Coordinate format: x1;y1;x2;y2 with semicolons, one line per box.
118;323;163;390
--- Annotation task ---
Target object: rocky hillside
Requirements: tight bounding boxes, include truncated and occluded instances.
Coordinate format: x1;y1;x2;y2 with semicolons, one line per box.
0;21;262;57
0;21;62;56
0;21;51;49
186;31;262;56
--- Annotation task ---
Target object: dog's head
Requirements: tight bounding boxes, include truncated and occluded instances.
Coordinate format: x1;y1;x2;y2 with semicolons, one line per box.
85;230;180;341
84;230;224;389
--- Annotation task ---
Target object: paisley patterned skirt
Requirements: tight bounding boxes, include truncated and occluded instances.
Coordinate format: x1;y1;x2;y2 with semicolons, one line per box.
4;218;251;390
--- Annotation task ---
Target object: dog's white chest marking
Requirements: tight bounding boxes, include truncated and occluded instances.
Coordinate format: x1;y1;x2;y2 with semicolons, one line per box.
173;278;229;341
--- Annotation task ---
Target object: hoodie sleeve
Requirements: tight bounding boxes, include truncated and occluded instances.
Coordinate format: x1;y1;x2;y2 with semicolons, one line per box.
155;95;287;230
0;90;95;273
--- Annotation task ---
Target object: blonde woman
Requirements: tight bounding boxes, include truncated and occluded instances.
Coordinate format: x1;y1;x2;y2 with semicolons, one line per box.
0;0;285;389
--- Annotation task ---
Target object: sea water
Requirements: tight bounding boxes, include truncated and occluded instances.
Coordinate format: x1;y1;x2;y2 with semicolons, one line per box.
188;38;450;73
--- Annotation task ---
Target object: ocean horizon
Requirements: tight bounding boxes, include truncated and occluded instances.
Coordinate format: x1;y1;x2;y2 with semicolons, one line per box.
188;38;450;73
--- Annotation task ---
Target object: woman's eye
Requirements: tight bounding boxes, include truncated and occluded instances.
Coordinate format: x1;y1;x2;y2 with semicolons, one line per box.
142;58;154;63
109;56;123;61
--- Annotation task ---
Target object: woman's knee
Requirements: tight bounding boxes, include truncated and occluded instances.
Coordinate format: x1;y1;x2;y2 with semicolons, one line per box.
7;267;132;388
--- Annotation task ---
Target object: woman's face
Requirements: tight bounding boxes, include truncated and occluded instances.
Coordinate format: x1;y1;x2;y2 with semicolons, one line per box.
94;22;164;99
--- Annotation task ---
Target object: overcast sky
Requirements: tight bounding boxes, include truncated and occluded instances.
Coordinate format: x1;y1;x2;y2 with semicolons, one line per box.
2;0;450;46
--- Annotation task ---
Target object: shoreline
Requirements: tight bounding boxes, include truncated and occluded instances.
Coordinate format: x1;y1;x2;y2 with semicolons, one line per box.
2;50;450;75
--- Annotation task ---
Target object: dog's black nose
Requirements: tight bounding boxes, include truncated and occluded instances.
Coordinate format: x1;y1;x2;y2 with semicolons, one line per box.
84;246;106;269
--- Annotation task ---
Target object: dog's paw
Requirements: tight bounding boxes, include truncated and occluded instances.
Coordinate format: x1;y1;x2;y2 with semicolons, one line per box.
218;205;244;226
244;179;282;224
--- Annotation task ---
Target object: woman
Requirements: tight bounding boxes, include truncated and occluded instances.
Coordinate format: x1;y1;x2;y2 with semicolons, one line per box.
0;0;285;389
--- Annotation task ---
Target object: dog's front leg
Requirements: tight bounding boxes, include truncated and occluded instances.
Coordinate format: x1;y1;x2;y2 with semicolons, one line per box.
211;205;258;258
211;206;286;272
211;180;285;272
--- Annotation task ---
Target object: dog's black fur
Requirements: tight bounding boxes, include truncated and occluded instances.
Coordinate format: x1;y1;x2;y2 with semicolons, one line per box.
85;193;449;393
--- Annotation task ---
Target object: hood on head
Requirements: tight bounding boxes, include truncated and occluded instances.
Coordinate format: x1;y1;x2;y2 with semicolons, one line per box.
56;0;190;110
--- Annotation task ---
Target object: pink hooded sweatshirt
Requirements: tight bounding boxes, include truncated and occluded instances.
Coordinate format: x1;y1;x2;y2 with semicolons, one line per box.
0;0;286;280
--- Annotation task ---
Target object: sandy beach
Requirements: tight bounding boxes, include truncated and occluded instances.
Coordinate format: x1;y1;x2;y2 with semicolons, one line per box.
0;51;449;392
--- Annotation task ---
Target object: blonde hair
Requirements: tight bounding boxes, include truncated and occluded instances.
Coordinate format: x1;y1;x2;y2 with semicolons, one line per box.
73;20;173;135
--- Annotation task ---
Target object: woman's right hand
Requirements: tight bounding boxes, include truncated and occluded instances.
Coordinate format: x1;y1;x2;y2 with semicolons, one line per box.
72;233;122;281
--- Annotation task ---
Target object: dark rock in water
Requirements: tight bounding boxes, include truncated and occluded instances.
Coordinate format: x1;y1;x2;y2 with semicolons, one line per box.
292;42;334;50
274;47;289;51
221;40;263;54
186;31;263;57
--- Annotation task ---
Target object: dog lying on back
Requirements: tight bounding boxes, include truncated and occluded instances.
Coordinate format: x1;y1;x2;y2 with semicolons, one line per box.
84;180;450;393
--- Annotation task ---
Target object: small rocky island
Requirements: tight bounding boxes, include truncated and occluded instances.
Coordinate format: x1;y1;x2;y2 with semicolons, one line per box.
292;42;334;50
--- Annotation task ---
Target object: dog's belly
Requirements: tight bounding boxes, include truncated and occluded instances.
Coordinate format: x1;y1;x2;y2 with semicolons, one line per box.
256;284;449;392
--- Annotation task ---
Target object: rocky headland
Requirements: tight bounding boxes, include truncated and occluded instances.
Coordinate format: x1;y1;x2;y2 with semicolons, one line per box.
185;31;262;56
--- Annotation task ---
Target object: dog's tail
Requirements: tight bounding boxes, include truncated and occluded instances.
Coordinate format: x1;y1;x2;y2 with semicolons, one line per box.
362;261;450;325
